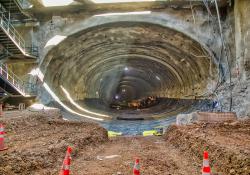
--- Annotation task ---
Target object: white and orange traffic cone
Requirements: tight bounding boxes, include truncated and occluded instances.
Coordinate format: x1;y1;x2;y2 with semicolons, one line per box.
202;151;211;175
0;124;8;151
133;158;140;175
60;146;72;175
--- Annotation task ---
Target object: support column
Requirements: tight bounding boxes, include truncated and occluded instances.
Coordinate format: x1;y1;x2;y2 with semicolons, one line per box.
235;0;250;79
0;103;3;117
234;0;250;118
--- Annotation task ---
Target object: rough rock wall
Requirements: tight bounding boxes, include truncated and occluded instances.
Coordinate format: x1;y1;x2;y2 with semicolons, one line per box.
218;0;250;118
235;0;250;118
18;3;250;119
34;7;223;104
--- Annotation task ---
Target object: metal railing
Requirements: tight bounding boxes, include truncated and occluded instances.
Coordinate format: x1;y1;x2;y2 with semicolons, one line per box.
0;63;37;96
0;47;12;60
0;9;26;50
0;63;26;95
16;0;32;9
0;5;38;58
0;4;7;13
25;46;39;57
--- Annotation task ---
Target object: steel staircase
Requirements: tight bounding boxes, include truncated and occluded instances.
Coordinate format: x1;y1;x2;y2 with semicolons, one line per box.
0;0;38;60
0;63;36;97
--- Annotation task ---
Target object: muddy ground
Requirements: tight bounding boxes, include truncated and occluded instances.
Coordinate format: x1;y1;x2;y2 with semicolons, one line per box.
0;110;249;175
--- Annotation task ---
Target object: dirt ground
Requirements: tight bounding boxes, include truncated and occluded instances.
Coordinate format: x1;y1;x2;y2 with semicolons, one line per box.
0;110;249;175
0;110;108;175
164;122;250;175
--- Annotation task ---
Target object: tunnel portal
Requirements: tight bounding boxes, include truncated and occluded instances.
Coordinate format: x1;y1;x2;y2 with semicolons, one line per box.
42;22;218;120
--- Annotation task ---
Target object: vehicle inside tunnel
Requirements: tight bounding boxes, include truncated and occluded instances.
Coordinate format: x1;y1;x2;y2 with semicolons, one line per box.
41;22;217;120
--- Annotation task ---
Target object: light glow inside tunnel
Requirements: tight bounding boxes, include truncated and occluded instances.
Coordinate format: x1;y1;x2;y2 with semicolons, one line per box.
94;11;151;17
43;83;104;121
42;0;74;7
91;0;156;3
34;68;105;121
41;21;218;120
60;85;111;118
42;0;157;7
45;35;67;48
95;11;151;17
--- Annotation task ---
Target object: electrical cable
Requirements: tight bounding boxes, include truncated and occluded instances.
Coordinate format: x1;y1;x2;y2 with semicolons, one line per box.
187;0;234;112
214;0;233;111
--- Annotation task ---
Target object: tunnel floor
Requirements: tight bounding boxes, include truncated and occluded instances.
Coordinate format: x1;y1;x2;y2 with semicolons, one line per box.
61;98;213;135
79;98;213;120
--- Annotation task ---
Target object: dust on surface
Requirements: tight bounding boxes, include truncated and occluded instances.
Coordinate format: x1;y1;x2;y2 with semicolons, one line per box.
0;110;108;175
0;111;249;175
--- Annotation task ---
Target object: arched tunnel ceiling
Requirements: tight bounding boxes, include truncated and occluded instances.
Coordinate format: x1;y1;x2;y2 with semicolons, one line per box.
41;22;218;119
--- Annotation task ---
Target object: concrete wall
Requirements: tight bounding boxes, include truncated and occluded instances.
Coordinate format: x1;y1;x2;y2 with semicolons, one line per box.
232;0;250;118
235;0;250;79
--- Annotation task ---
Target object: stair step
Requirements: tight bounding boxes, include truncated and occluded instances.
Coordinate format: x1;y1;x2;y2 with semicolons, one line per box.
0;2;38;60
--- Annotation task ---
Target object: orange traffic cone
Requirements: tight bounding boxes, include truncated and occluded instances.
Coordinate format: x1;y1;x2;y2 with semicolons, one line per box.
133;158;140;175
202;151;211;175
0;124;8;151
60;146;72;175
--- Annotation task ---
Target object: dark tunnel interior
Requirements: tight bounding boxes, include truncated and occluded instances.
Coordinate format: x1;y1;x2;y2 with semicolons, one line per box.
41;22;218;120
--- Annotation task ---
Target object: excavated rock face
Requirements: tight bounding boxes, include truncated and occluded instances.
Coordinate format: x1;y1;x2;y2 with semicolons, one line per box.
40;21;218;119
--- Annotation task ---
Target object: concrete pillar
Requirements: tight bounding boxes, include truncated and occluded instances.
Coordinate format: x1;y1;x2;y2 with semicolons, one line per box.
235;0;250;80
18;103;26;111
0;103;3;117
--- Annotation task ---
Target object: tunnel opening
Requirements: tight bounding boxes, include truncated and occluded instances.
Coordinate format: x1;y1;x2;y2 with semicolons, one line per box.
41;21;218;120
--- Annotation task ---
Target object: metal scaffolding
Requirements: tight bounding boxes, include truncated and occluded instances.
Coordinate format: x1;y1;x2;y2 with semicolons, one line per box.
0;0;38;60
0;63;37;97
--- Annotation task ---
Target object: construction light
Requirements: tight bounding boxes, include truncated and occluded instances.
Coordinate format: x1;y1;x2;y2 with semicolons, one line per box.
43;83;104;121
91;0;156;3
42;0;74;7
60;86;111;118
34;69;104;121
29;103;54;110
28;68;44;81
45;35;67;48
28;68;39;76
94;11;151;17
156;75;161;81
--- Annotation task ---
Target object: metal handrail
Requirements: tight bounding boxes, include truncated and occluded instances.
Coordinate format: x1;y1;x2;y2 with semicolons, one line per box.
15;0;32;9
0;6;38;58
0;46;12;60
0;4;7;13
0;1;38;58
0;63;37;96
25;46;39;57
0;12;26;48
0;11;26;49
0;63;26;95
